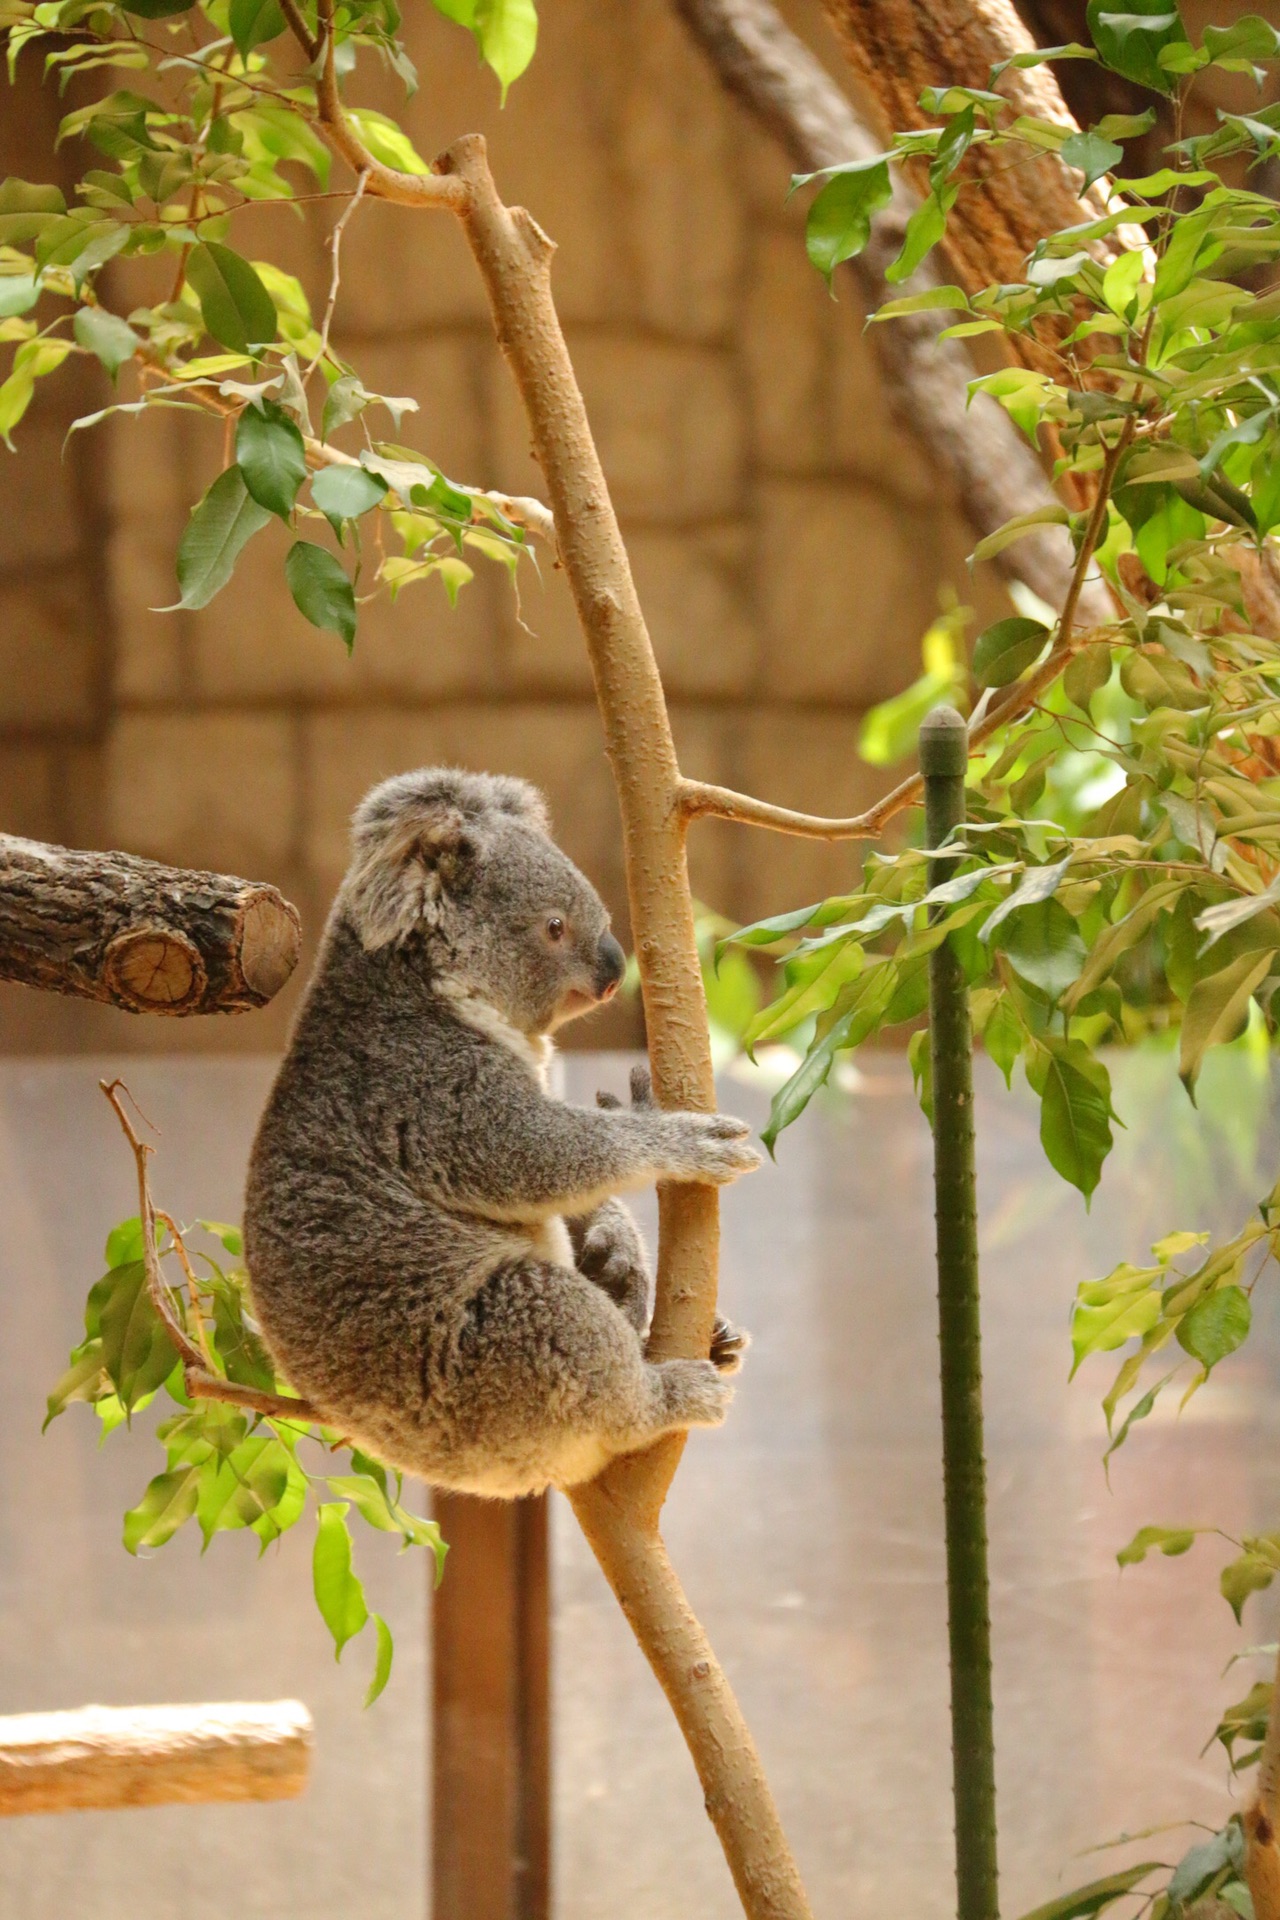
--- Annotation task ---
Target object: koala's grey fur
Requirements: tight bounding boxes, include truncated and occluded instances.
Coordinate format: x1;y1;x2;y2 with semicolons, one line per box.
244;767;760;1498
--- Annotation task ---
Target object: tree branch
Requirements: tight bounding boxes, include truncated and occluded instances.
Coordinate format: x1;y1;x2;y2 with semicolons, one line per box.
672;0;1114;625
0;837;300;1014
103;1080;325;1429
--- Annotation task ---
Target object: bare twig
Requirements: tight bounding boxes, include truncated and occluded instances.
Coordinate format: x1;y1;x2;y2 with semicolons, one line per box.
307;167;370;381
101;1080;324;1429
154;1208;216;1371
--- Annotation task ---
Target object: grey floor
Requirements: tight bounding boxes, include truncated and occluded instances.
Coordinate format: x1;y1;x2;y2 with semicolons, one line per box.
0;1046;1278;1919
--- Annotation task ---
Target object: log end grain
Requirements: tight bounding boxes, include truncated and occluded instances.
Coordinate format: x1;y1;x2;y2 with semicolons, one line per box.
237;890;303;1004
104;929;207;1014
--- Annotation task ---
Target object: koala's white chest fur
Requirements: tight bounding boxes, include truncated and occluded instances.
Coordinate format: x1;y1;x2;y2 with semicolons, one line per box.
440;981;572;1268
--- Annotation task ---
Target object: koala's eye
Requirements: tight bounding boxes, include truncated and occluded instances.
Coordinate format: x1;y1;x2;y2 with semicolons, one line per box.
546;915;566;942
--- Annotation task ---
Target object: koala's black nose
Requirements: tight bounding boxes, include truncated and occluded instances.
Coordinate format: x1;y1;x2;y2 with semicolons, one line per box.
594;932;626;1000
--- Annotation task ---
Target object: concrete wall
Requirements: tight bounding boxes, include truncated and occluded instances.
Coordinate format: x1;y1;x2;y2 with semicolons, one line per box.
0;0;1011;1052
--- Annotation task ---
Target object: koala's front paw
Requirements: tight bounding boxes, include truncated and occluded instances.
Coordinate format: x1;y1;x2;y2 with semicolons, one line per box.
665;1111;763;1186
709;1315;750;1375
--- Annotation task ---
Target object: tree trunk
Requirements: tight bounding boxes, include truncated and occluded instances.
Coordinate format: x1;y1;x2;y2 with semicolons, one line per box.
818;0;1101;313
0;836;301;1015
0;1702;312;1814
672;0;1114;625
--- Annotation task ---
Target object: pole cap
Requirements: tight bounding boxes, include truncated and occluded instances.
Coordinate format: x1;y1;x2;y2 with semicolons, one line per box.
918;704;969;778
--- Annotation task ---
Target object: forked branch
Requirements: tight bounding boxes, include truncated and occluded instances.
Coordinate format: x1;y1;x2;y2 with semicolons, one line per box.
102;1079;322;1429
266;26;815;1915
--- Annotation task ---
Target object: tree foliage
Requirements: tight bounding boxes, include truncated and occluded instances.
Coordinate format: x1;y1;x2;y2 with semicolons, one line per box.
0;0;541;641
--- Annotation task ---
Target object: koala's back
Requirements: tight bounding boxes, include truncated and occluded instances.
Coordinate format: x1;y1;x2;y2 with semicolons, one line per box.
244;917;539;1470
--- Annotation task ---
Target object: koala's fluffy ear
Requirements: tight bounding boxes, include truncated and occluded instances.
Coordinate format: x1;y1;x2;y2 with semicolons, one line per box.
343;788;477;951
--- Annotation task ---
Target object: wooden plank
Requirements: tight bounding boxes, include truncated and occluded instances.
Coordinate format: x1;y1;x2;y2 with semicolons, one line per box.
0;1701;313;1815
431;1492;550;1920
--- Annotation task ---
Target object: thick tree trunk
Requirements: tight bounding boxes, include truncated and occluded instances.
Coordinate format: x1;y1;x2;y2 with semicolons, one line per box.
0;836;301;1015
673;0;1114;624
0;1702;312;1814
818;0;1097;301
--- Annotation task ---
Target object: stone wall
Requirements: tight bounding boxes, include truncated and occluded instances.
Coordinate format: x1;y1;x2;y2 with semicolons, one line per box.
0;0;1011;1052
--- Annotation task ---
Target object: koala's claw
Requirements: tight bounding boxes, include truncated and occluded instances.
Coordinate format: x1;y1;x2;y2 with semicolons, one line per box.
629;1063;656;1110
709;1315;750;1375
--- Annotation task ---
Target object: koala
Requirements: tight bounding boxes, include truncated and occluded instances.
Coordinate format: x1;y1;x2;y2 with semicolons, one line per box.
243;767;760;1499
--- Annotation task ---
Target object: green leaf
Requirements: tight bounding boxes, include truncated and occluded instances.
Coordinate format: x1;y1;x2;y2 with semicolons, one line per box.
124;1466;202;1553
44;1345;106;1429
971;616;1051;688
310;462;388;537
1177;1284;1250;1371
996;898;1086;999
73;305;141;378
1179;950;1272;1098
97;1260;177;1409
1167;1827;1246;1911
870;285;970;321
1103;1370;1176;1465
196;1219;244;1255
0;178;66;244
802;161;893;283
285;540;357;651
186;242;277;356
1101;248;1145;321
1029;1037;1113;1199
1073;1263;1161;1367
1012;1864;1165;1920
1116;1523;1198;1566
1202;15;1280;68
885;191;950;285
228;0;285;58
313;1503;370;1658
1063;643;1112;711
236;399;307;519
346;110;430;176
1061;130;1123;189
1222;1548;1280;1622
1086;0;1190;93
105;1217;145;1268
169;466;272;612
981;856;1072;944
473;0;538;95
981;993;1022;1086
365;1614;394;1706
971;505;1070;563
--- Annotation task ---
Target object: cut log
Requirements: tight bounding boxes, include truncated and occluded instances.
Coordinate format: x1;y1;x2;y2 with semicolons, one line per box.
0;836;301;1016
0;1701;313;1815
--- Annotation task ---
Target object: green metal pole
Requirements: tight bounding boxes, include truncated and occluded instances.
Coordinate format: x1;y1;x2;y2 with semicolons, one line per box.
920;704;999;1920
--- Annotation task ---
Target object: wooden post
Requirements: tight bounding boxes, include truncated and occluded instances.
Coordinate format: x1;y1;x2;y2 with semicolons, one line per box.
431;1491;550;1920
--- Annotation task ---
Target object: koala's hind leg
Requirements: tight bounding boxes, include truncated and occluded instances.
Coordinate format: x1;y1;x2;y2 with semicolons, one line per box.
569;1197;650;1336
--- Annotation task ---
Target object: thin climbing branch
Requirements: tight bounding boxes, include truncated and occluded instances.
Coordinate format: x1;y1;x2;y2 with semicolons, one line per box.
311;0;467;211
102;1080;324;1429
286;30;812;1905
678;419;1130;843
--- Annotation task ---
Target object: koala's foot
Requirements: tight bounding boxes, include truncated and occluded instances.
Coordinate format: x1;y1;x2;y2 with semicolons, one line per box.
709;1315;750;1375
652;1356;732;1430
576;1197;650;1336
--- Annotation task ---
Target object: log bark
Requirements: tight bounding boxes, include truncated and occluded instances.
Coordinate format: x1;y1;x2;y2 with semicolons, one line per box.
0;836;301;1016
672;0;1114;624
817;0;1100;302
0;1701;312;1814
